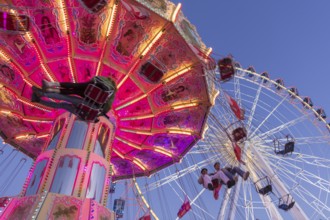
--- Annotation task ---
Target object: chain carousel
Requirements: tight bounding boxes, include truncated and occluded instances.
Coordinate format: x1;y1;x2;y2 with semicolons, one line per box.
0;0;214;219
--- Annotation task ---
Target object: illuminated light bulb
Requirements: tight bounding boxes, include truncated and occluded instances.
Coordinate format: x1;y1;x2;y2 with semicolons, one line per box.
171;3;182;22
141;30;164;57
120;114;154;121
171;102;198;110
133;159;147;171
163;66;192;83
115;94;147;111
154;147;173;157
115;137;142;150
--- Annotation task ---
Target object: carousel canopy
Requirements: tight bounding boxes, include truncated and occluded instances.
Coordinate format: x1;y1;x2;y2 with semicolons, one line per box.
0;0;215;180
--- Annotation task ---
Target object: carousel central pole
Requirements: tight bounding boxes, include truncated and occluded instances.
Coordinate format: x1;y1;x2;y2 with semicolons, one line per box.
1;112;116;219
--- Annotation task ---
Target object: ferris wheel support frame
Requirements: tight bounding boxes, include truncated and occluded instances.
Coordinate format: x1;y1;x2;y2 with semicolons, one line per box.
249;142;309;220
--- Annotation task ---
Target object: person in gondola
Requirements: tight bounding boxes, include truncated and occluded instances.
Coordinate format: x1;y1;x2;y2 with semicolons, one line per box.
31;77;116;119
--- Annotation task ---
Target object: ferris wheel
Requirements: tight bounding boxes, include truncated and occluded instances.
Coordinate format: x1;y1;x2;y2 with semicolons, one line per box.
123;62;330;220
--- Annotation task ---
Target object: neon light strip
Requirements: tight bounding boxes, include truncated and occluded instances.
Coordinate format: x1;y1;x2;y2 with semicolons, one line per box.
115;137;142;150
163;66;192;83
141;30;164;57
211;89;219;106
115;94;147;111
7;9;55;81
120;114;154;121
18;97;52;112
205;47;213;57
171;102;198;110
201;124;209;139
171;3;181;22
120;128;152;135
167;129;193;135
154;147;173;157
0;110;53;123
113;148;125;159
95;3;118;76
58;0;69;32
0;49;39;86
117;59;141;89
14;133;48;140
133;158;147;171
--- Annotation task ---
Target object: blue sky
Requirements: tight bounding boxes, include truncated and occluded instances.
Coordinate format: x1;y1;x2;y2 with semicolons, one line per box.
1;0;330;218
172;0;330;114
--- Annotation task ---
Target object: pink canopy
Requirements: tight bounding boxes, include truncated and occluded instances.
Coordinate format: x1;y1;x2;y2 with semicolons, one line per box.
0;0;214;179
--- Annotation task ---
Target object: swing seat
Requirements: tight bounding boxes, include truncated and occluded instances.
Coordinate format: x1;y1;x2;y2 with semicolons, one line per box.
85;84;111;105
75;103;100;122
278;201;295;211
258;185;272;195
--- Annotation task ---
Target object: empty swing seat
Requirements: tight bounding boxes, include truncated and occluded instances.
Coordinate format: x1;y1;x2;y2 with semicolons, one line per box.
278;194;295;211
255;176;272;195
259;185;273;195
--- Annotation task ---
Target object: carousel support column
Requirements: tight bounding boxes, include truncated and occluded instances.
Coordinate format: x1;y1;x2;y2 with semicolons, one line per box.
8;112;117;220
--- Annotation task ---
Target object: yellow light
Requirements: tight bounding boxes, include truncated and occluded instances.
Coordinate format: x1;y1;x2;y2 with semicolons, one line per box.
113;149;125;159
171;3;181;22
120;114;154;121
154;147;173;157
0;110;11;115
211;89;220;106
22;118;53;123
115;137;142;150
18;98;51;112
163;66;192;83
168;130;193;135
117;59;141;89
40;64;55;82
58;0;69;32
120;128;152;135
36;134;49;138
0;49;10;61
171;102;198;110
107;3;118;36
206;47;212;57
141;30;164;57
202;124;209;139
15;134;30;140
68;56;76;83
115;94;147;111
133;159;147;171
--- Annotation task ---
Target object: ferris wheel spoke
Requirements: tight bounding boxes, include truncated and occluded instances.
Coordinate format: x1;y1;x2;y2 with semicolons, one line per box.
274;159;330;193
249;94;289;138
246;81;263;130
233;76;242;106
254;112;312;140
294;185;330;218
144;155;219;191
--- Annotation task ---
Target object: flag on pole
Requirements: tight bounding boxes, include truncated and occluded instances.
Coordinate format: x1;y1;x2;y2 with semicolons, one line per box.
177;196;191;218
139;214;151;220
224;92;244;120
